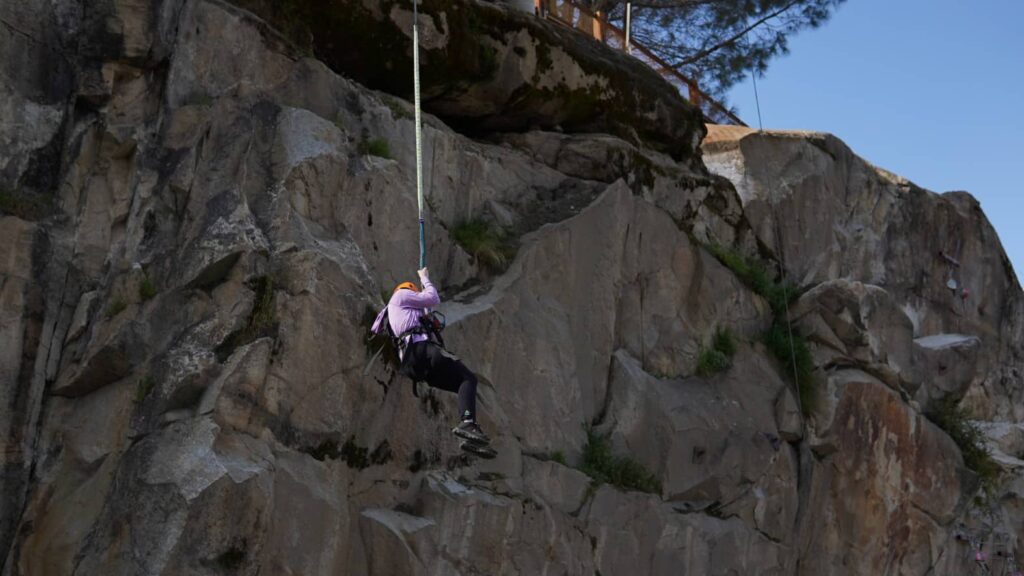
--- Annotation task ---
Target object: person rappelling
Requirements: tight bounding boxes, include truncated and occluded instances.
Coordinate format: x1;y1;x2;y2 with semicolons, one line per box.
370;269;494;457
367;0;494;459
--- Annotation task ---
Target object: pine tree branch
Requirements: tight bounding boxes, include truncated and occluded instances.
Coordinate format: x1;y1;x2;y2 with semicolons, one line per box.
674;0;801;67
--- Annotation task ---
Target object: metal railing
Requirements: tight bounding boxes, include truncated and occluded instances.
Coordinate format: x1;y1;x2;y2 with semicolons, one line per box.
534;0;746;126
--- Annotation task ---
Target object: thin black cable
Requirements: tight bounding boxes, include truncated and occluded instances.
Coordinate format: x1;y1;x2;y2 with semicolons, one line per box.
752;70;764;132
754;69;804;419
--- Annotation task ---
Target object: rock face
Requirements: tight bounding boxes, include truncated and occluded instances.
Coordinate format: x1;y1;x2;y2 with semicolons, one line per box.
704;126;1024;575
0;1;1021;575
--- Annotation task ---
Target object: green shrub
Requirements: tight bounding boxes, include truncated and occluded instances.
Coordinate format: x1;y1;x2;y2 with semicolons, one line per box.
712;327;737;357
135;376;155;403
451;219;514;273
696;348;730;377
139;275;157;301
359;137;391;158
928;397;1000;488
549;451;567;466
697;327;737;376
106;297;127;318
580;430;661;494
478;45;499;79
764;323;816;414
706;244;794;316
706;243;815;414
214;276;278;361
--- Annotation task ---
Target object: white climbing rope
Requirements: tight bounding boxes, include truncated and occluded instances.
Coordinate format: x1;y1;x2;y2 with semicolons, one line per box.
413;0;426;267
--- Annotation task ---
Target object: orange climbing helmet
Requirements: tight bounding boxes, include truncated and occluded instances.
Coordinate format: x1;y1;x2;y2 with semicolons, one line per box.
394;281;419;293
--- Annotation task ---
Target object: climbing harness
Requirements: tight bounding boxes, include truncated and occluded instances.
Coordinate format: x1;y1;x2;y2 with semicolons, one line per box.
397;310;447;356
369;307;446;358
752;72;804;419
367;305;447;395
413;0;427;269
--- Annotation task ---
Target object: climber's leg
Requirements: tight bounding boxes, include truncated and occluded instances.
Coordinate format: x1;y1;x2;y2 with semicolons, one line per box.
420;344;489;445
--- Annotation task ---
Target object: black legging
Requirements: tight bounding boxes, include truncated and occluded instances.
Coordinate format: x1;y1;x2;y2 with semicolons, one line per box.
401;341;478;421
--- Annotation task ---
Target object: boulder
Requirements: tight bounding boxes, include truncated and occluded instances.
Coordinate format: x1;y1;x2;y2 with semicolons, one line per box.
797;377;963;575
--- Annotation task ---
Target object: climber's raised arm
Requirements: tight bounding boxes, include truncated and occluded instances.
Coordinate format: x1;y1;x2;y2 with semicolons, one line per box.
395;267;439;309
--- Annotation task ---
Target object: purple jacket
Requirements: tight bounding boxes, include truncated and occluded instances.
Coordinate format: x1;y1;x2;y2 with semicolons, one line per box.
371;278;440;357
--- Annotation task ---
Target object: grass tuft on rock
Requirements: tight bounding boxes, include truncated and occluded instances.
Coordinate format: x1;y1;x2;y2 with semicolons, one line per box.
928;397;1000;488
581;430;661;494
451;218;515;273
214;276;278;362
135;376;156;403
359;137;391;159
706;243;817;414
713;326;738;357
139;275;157;301
764;323;816;413
697;327;737;376
706;244;794;316
107;297;127;319
478;45;499;79
696;349;730;377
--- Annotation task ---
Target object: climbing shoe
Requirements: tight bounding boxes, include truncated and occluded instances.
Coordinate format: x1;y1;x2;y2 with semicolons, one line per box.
452;420;490;445
460;440;497;459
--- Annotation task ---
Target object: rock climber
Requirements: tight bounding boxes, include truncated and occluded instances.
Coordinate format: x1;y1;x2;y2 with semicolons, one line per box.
371;267;493;454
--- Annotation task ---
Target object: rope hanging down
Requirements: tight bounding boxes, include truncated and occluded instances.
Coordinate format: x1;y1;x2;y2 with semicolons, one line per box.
413;0;426;268
753;72;804;419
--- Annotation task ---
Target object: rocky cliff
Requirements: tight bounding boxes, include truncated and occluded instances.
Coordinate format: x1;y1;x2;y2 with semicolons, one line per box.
1;0;1022;575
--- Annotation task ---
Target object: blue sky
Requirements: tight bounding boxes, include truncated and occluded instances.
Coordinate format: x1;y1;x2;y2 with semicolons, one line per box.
726;0;1023;284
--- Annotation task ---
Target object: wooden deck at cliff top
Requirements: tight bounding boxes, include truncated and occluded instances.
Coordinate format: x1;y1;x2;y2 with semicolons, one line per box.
534;0;747;127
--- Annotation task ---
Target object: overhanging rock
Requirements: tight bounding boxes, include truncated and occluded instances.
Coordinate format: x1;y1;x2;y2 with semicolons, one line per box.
229;0;706;161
